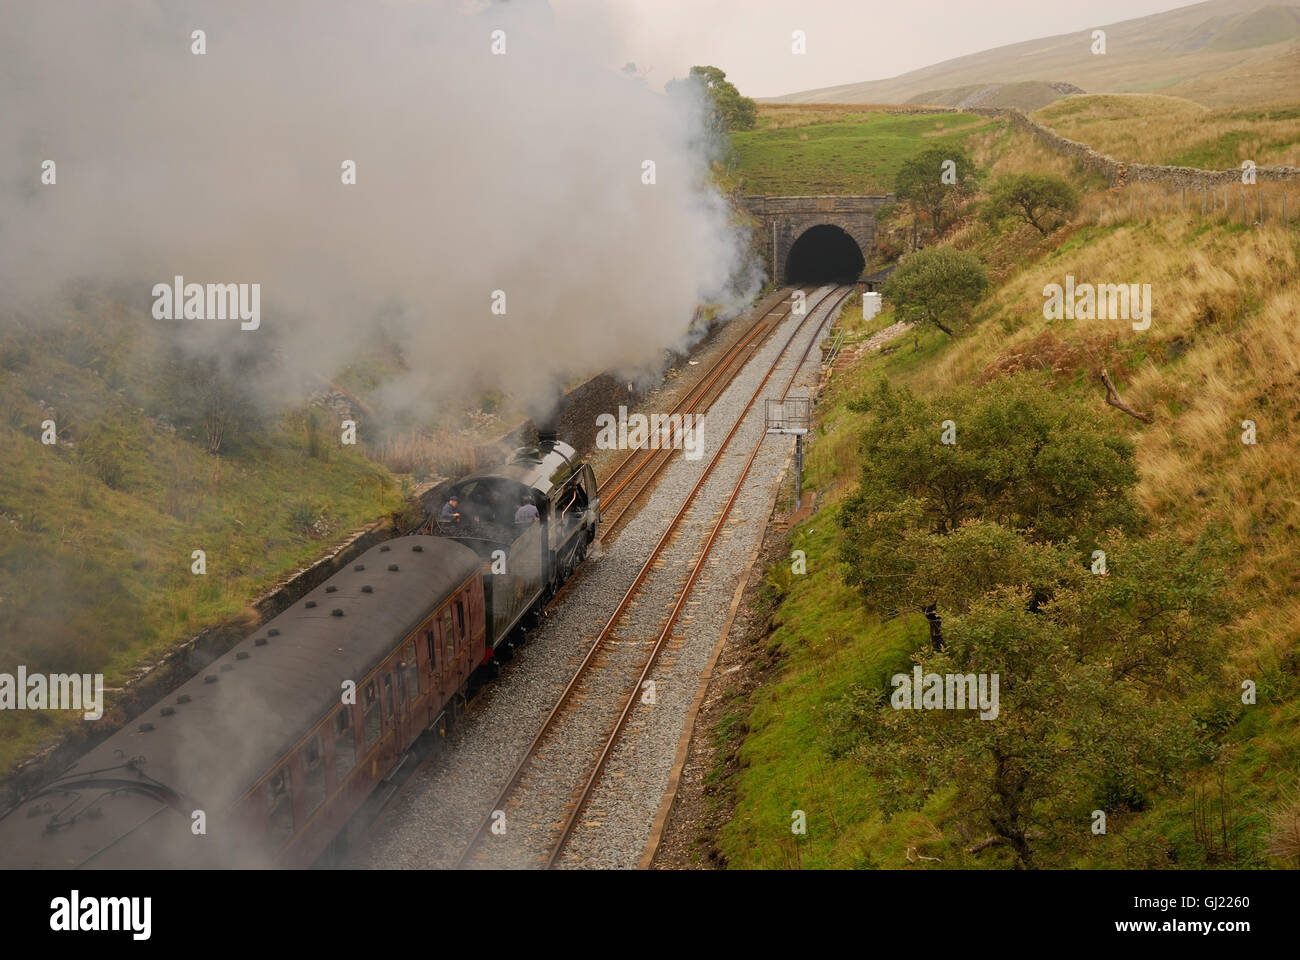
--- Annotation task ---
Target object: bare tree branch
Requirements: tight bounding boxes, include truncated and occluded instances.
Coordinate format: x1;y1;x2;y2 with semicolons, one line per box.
1100;367;1154;424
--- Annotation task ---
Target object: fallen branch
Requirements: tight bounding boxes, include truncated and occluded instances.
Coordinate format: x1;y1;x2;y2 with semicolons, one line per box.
906;845;943;864
1100;367;1154;424
966;829;1045;855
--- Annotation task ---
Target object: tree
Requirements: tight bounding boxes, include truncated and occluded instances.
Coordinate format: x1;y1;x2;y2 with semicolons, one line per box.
838;587;1217;868
837;375;1140;615
880;246;988;336
826;364;1234;867
1063;530;1236;695
149;349;267;456
672;65;757;135
894;146;979;238
826;523;1231;867
985;172;1079;236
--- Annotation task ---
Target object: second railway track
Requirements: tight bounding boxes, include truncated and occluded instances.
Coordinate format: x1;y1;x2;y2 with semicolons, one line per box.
453;283;853;870
594;288;802;542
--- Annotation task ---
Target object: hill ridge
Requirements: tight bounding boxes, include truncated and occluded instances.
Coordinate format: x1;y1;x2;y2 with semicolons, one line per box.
766;0;1300;108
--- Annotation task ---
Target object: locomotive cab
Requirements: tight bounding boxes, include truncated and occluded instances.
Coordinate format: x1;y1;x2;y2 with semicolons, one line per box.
434;438;598;649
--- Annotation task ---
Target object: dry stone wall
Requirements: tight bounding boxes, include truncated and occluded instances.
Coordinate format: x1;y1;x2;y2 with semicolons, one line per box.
968;107;1300;188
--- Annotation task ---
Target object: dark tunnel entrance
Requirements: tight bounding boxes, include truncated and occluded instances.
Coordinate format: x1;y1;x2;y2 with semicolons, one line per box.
784;224;865;284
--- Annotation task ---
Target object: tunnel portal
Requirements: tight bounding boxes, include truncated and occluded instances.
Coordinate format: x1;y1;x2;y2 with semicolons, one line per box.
740;196;890;286
784;224;866;284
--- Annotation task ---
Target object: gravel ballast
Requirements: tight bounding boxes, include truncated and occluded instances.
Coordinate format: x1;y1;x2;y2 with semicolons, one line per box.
351;286;845;870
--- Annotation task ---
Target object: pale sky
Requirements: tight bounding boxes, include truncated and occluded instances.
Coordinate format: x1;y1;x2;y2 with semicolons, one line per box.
549;0;1210;98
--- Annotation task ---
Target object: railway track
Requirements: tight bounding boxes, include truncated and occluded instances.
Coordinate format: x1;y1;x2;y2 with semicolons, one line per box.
454;283;853;870
593;289;799;542
535;289;795;615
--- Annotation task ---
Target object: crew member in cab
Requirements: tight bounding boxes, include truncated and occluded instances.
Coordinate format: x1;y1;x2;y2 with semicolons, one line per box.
514;500;539;525
440;494;464;526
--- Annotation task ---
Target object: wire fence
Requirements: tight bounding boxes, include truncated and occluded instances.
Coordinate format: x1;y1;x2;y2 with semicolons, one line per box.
1082;180;1300;229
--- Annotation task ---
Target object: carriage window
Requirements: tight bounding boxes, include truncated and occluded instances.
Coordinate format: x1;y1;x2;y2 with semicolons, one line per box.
425;630;436;670
363;680;380;748
403;641;419;701
383;674;395;717
333;708;355;779
456;600;466;638
443;610;455;655
302;734;325;813
266;767;293;845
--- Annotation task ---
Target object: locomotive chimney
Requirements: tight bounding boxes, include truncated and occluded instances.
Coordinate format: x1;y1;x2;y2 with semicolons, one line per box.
536;418;559;451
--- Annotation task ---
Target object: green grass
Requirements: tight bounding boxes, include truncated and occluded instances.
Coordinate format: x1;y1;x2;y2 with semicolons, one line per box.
717;516;927;869
1167;129;1300;171
729;111;990;196
715;103;1300;868
1032;95;1300;169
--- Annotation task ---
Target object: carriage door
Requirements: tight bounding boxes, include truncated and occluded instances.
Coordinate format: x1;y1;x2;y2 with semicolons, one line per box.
441;606;457;701
381;667;408;759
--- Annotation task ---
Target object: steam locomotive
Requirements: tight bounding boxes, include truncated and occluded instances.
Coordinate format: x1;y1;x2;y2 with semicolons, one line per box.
0;439;598;868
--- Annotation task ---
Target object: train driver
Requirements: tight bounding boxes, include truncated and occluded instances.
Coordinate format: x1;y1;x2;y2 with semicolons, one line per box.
440;495;464;525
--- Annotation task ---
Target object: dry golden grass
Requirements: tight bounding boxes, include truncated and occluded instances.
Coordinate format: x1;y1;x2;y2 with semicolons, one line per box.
742;88;1300;865
757;101;953;129
981;126;1080;180
1034;93;1300;168
906;187;1300;686
372;428;476;482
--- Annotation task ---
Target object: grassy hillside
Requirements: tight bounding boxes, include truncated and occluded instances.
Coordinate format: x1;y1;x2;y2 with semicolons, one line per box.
905;81;1082;112
1034;94;1300;167
0;294;418;774
769;0;1300;109
727;108;991;195
717;102;1300;868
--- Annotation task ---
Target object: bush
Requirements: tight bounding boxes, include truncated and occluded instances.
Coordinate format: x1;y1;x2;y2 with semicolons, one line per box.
838;373;1139;586
287;498;319;537
894;145;980;237
881;246;988;336
984;172;1080;236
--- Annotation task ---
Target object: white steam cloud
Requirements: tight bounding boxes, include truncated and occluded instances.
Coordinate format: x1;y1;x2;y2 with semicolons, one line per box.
0;0;759;420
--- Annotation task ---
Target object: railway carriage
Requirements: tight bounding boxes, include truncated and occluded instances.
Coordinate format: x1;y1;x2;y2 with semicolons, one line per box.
0;439;600;869
0;535;486;868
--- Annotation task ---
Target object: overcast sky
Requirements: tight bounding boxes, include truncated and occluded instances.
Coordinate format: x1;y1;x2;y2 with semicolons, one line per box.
549;0;1208;98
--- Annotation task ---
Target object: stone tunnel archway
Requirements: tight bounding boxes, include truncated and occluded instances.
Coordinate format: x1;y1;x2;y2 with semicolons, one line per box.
785;224;866;283
741;195;892;286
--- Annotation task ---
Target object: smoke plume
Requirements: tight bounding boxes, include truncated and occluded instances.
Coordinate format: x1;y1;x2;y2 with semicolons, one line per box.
0;0;759;421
